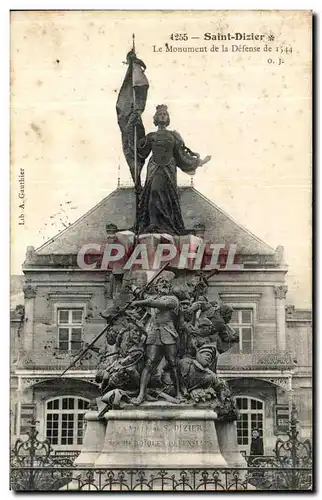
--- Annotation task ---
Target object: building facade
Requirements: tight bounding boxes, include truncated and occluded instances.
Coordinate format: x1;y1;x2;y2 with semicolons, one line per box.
10;186;312;456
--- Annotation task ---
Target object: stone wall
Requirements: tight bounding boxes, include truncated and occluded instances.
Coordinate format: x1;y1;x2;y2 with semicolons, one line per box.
21;271;112;356
286;322;312;368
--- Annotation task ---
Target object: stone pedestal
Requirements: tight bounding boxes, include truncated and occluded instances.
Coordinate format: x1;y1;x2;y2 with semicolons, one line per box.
215;420;246;468
75;404;246;470
65;405;255;491
74;411;106;467
95;404;226;468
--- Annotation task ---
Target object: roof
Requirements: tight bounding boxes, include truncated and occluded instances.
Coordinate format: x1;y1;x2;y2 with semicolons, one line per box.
36;186;275;256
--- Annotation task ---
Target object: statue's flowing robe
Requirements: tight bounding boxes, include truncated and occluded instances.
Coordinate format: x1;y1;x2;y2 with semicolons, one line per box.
137;129;200;235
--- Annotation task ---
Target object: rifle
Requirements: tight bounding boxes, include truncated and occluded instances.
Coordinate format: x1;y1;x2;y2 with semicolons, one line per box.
190;267;221;326
191;267;220;302
59;262;169;377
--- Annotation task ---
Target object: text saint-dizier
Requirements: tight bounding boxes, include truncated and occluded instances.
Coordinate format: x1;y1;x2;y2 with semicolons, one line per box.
204;32;266;41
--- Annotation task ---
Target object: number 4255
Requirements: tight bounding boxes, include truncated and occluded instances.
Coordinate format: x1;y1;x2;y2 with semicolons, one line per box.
170;33;188;41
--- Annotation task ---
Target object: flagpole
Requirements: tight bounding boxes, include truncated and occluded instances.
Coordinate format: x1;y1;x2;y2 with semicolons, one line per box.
131;33;139;234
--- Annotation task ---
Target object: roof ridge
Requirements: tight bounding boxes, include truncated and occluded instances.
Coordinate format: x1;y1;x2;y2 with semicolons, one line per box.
35;189;120;254
191;187;275;253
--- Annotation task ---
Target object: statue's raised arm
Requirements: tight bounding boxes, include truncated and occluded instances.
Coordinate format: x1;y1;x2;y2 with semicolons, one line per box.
172;130;211;175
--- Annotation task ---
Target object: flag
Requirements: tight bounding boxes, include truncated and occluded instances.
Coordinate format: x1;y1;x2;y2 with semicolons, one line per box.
116;50;149;186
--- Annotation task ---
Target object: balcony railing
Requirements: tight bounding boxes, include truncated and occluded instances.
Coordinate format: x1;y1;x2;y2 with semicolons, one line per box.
15;349;99;371
218;349;297;371
14;348;297;372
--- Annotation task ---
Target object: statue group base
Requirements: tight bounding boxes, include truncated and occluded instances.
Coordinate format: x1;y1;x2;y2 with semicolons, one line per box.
75;403;245;468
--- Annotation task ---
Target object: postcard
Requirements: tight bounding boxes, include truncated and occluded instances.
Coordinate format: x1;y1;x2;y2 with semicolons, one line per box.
10;10;312;491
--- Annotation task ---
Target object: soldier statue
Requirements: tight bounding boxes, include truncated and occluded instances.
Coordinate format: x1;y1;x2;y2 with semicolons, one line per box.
131;272;183;405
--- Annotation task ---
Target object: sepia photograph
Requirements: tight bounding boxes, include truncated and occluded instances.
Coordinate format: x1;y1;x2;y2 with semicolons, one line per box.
9;9;312;491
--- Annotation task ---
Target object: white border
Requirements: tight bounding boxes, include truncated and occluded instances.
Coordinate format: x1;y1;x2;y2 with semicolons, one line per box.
3;3;319;498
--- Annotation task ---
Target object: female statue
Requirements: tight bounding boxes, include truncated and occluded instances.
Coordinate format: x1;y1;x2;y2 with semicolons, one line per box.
116;51;211;235
135;105;211;235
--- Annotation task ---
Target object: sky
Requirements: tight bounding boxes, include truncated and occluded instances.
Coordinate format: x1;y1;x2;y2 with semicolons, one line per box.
10;10;312;307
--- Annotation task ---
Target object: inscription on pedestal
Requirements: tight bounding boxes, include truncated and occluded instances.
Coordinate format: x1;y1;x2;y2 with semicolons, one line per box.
103;420;216;453
106;438;212;449
121;422;203;433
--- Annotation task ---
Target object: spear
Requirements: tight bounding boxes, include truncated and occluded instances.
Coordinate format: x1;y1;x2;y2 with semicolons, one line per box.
132;34;137;196
59;262;169;377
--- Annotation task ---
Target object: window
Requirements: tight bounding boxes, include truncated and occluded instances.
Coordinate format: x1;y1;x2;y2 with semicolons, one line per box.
230;309;253;353
235;396;264;447
46;397;90;447
58;309;83;351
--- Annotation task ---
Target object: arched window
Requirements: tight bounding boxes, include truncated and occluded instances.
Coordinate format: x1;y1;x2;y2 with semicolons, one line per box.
235;396;264;447
45;397;90;447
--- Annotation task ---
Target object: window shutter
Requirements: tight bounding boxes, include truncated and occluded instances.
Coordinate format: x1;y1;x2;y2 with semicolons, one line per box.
20;404;36;434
